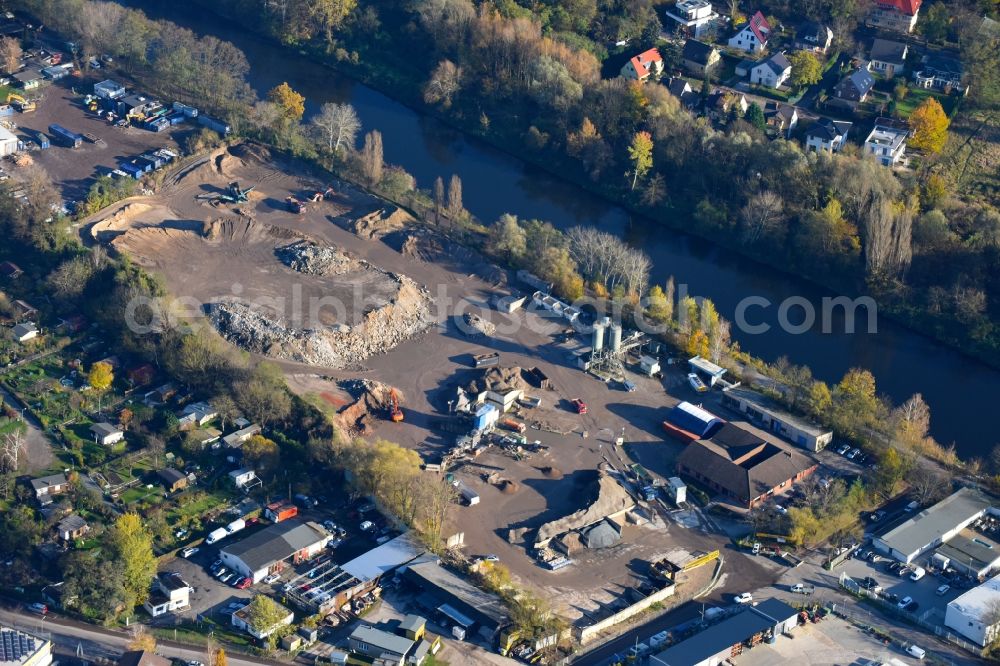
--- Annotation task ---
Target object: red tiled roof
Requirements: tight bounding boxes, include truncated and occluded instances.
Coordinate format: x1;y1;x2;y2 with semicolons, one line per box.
748;11;771;44
878;0;921;15
629;48;663;78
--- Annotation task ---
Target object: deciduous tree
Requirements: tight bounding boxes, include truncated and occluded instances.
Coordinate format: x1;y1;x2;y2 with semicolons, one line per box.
360;130;384;187
267;82;306;124
908;98;949;154
788;51;822;87
627;131;653;191
423;59;462;108
310;102;360;153
109;513;157;611
0;37;22;75
88;361;114;392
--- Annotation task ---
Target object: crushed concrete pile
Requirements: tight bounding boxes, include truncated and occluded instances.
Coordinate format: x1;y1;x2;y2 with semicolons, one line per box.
461;312;496;337
90;202;153;241
275;240;361;276
335;379;400;436
210;274;434;369
534;474;635;547
399;229;507;286
349;206;415;239
465;367;528;395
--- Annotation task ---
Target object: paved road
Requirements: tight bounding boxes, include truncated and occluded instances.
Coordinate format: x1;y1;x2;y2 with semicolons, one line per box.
0;385;54;472
0;605;282;666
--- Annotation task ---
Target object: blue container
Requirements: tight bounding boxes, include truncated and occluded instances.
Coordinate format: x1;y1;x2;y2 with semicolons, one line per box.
34;132;50;149
49;124;83;148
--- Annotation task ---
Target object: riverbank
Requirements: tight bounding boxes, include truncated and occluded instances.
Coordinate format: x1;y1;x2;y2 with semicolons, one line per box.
162;0;1000;373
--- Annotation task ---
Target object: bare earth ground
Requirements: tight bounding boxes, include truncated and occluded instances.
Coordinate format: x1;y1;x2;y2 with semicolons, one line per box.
87;141;779;620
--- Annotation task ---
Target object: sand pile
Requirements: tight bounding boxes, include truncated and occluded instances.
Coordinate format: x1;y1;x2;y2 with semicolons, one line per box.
335;379;401;436
90;202;153;241
540;466;563;479
349;206;415;239
276;240;361;276
499;480;519;494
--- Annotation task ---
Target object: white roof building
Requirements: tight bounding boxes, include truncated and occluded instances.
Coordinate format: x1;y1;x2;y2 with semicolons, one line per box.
0;126;18;157
0;625;52;666
865;122;909;167
946;573;1000;646
873;487;992;563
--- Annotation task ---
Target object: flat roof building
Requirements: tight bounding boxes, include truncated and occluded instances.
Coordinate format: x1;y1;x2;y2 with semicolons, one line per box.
946;573;1000;646
650;599;798;665
220;520;330;583
935;528;1000;578
0;625;52;666
403;559;507;640
874;487;992;563
721;386;833;452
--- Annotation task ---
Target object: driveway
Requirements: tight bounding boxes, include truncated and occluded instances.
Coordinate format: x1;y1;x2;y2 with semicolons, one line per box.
0;385;54;472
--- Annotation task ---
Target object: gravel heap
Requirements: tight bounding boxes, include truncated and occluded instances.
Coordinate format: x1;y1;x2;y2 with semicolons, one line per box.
275;241;360;276
210;274;434;368
461;312;496;337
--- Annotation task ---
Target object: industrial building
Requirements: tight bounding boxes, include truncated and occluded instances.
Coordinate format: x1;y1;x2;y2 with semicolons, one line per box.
219;520;331;583
675;422;818;509
0;126;17;157
143;572;191;617
662;401;723;442
946;573;1000;646
0;625;52;666
347;624;431;665
720;386;833;452
688;356;727;386
873;487;993;563
403;559;508;640
650;599;799;666
934;528;1000;578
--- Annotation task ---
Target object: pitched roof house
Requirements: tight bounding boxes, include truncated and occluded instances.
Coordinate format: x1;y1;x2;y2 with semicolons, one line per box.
764;102;799;137
681;39;721;76
867;0;922;33
621;48;664;82
794;21;833;53
869;38;909;78
30;473;68;505
705;90;749;122
90;422;124;446
833;68;875;106
55;514;89;541
750;52;791;89
728;11;771;53
805;117;853;153
12;322;38;343
675;422;818;508
913;54;965;92
157;468;188;493
665;77;699;109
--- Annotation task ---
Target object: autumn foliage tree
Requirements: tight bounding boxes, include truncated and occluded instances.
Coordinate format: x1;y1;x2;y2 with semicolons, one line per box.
88;361;114;392
628;131;653;190
908;98;950;154
267;82;306;124
788;51;822;87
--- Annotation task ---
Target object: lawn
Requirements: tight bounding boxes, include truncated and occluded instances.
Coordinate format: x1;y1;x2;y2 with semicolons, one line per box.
166;490;232;526
894;87;955;118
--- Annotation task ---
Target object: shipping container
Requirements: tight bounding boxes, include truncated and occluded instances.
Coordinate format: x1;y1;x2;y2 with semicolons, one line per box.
141;152;164;169
172;101;199;118
473;352;500;368
49;124;82;148
265;500;298;523
166;111;186;125
500;418;526;434
198;114;231;136
32;131;50;149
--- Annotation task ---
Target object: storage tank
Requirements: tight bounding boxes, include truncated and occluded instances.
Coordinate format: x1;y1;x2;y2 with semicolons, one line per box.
610;324;622;352
592;321;606;352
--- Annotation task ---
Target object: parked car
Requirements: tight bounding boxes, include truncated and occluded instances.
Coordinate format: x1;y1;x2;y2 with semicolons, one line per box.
219;572;234;584
906;644;926;659
910;566;926;581
847;448;861;460
862;577;882;592
883;592;899;603
936;584;951;596
27;602;47;615
484;554;500;563
836;444;850;455
181;547;199;558
360;520;375;532
262;573;280;585
734;593;753;604
774;505;787;515
897;596;912;609
235;577;252;590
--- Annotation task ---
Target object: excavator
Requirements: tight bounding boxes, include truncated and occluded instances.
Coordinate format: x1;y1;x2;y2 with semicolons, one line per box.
285;195;305;214
309;186;335;202
388;388;403;423
7;93;35;113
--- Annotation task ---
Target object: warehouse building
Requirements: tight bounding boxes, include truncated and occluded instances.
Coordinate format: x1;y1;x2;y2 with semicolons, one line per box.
675;422;817;509
0;127;18;157
403;559;508;641
650;599;799;666
934;528;1000;578
946;573;1000;646
873;487;992;563
720;386;833;452
219;520;330;583
662;402;724;442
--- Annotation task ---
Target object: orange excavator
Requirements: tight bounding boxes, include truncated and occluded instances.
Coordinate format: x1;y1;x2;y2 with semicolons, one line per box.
388;388;403;422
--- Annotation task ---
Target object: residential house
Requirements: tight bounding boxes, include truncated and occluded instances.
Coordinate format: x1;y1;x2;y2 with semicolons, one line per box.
190;428;222;448
143;382;178;405
229;468;259;490
728;11;771;54
12;322;38;343
30;473;68;505
156;468;188;493
13;300;37;320
833;67;875;107
143;572;191;617
705;90;748;122
913;53;966;93
55;514;89;542
348;625;423;665
0;261;22;279
13;69;41;89
621;48;664;82
674;422;818;508
665;77;698;109
232;597;294;638
664;0;719;38
223;423;262;449
178;401;217;430
57;315;87;334
865;119;909;166
794;21;833;53
867;0;922;33
805;117;853;153
869;38;908;78
90;422;124;446
681;39;720;76
126;363;155;386
764;102;799;137
750;52;791;89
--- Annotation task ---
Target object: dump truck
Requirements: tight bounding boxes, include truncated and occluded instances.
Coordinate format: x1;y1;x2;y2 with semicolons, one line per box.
473;352;500;368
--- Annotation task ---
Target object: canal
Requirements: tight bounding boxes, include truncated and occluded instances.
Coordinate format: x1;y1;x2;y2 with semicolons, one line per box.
128;1;997;457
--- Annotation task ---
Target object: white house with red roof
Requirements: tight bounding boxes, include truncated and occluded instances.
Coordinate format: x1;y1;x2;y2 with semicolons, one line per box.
867;0;922;33
728;11;771;54
620;48;664;82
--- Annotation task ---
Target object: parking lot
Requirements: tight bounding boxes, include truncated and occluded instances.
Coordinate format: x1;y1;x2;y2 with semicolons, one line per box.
839;554;964;625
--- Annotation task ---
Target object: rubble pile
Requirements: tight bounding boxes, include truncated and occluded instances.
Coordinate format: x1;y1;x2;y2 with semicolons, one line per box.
399;229;507;286
461;312;496;337
210;274;434;369
336;379;401;436
465;366;528;394
276;241;360;276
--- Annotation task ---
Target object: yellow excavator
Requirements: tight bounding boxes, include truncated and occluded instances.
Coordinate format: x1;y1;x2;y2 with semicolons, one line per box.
7;93;35;113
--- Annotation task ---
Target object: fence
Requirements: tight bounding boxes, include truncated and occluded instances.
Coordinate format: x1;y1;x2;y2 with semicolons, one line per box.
837;572;986;659
575;583;677;645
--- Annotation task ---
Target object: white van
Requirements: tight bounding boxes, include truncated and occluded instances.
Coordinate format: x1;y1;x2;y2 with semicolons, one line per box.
906;644;926;659
910;566;926;581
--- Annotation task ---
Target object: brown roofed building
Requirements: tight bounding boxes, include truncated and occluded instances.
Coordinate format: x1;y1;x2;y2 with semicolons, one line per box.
117;651;170;666
675;422;818;508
